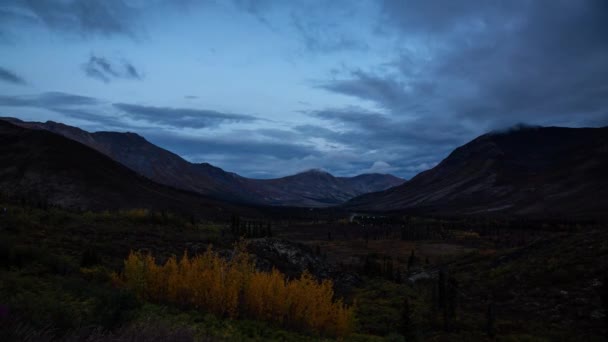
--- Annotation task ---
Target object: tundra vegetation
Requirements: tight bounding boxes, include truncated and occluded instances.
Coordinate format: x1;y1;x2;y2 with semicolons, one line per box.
0;198;606;341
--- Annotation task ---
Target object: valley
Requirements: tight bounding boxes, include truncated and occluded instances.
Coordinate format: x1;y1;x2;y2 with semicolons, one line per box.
3;2;607;340
0;120;607;341
1;199;605;340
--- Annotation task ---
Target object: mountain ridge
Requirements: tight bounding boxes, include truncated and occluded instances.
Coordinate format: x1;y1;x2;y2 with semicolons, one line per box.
345;125;608;219
1;117;405;207
0;119;255;217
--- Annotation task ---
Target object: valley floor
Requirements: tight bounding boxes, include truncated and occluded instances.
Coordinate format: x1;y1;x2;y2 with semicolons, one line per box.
1;202;606;341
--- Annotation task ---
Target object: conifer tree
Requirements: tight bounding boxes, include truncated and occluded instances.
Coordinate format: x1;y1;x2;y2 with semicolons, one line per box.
486;302;496;337
407;250;416;271
438;269;446;309
401;297;411;335
601;276;608;337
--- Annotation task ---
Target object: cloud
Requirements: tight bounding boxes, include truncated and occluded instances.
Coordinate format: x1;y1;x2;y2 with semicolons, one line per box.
299;109;468;177
371;0;608;128
3;1;606;179
0;0;137;38
0;91;127;130
0;92;99;107
318;71;406;109
83;55;142;83
153;133;318;160
289;11;368;53
0;91;439;178
0;91;261;131
50;107;131;130
309;107;387;127
0;66;26;85
364;161;395;174
307;107;469;146
139;130;322;178
378;0;518;35
231;0;276;28
232;0;369;54
113;103;259;129
308;0;608;177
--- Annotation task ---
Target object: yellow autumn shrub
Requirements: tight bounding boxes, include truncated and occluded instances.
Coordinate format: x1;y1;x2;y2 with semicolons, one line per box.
114;244;354;337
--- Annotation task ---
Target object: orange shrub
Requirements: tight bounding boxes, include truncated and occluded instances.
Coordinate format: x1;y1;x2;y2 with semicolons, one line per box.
114;244;354;337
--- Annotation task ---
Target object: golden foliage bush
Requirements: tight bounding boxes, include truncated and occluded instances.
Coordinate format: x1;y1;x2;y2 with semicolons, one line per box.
112;244;353;337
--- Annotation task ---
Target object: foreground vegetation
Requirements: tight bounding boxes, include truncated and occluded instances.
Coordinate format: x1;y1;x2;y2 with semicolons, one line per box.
114;247;353;337
1;199;607;340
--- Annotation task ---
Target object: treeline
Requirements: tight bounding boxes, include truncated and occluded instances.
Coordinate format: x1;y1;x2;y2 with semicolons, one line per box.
359;253;397;281
112;245;353;337
347;214;602;244
230;215;273;238
352;250;424;283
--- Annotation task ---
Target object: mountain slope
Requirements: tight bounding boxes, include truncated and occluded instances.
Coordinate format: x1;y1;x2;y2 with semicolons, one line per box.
2;117;404;206
0;120;251;217
250;169;405;206
345;126;608;219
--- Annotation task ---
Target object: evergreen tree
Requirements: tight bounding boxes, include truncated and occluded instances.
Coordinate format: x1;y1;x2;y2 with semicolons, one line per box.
601;276;608;337
438;269;447;309
401;297;411;335
447;276;458;318
486;302;496;337
444;275;458;332
407;250;416;271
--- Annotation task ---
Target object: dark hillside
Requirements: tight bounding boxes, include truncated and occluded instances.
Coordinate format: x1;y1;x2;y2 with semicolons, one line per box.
0;120;249;218
346;126;608;220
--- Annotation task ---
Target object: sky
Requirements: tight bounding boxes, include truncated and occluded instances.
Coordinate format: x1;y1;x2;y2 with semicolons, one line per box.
0;0;607;179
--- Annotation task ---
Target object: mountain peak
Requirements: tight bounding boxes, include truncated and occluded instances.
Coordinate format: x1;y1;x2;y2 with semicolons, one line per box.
298;168;332;176
2;118;414;207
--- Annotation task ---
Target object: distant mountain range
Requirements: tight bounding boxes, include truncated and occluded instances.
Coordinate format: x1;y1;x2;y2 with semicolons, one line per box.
4;117;606;219
1;117;404;207
345;126;608;220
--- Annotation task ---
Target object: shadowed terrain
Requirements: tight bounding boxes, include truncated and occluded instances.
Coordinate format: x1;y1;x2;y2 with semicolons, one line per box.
0;120;253;218
2;117;404;207
346;126;608;220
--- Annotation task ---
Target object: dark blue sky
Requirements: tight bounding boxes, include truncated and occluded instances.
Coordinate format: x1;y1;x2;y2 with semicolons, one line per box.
1;0;607;178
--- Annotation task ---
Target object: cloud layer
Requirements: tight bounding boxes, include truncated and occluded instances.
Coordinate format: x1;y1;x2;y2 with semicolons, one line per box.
0;66;26;85
113;103;258;129
0;0;137;38
0;0;606;178
83;55;142;83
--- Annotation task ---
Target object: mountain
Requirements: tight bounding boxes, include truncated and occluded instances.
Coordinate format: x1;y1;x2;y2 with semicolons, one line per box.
251;169;405;207
0;120;252;217
1;117;404;207
345;126;608;219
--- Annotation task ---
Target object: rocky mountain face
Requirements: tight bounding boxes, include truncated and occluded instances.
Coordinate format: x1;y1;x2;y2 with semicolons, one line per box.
2;117;404;207
346;126;608;220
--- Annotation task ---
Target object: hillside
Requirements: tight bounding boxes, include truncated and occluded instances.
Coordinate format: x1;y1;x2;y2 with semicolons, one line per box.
0;120;251;217
2;117;404;206
250;169;405;206
345;126;608;219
